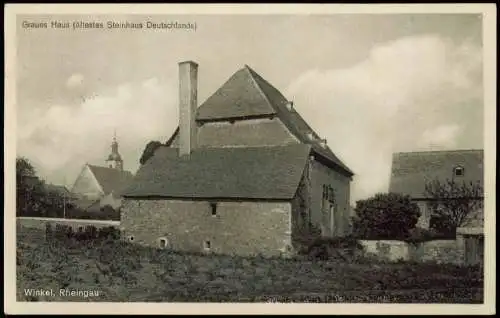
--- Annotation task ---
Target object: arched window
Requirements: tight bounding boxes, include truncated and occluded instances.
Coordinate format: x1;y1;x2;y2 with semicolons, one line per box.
158;237;169;249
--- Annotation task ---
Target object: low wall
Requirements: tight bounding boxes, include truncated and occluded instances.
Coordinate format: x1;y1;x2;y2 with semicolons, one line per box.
359;239;462;264
360;240;411;261
17;217;120;231
412;240;460;264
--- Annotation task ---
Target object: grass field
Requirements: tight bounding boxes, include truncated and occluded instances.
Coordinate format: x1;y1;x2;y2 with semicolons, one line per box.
16;225;483;303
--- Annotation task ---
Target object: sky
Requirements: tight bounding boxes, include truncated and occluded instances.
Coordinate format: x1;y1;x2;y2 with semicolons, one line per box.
16;13;484;203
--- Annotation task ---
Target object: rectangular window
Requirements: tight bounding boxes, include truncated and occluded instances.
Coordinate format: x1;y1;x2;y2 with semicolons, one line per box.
210;203;217;217
203;240;211;250
330;203;335;235
322;185;335;203
159;238;168;249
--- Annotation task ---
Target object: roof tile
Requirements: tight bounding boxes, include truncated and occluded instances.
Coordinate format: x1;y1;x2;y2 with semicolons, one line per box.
123;144;312;199
87;165;134;196
162;65;353;176
389;149;483;199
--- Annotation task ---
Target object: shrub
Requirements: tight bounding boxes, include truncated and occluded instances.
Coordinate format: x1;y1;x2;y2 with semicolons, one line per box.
67;205;120;221
404;227;455;244
352;193;420;240
140;141;163;165
97;226;120;240
305;236;365;261
47;223;119;243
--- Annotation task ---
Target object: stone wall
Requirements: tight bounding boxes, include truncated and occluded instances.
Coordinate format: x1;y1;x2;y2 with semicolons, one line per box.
310;159;351;237
121;199;292;257
16;217;119;231
410;240;461;264
359;240;411;262
359;239;463;264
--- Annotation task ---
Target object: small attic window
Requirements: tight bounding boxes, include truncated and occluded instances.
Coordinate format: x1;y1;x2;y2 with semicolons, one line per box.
454;166;465;177
306;132;314;141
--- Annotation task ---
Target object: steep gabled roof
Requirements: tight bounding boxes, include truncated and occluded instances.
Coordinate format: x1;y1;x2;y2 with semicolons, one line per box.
389;149;484;199
163;65;353;177
87;165;134;196
196;66;277;121
123;144;312;200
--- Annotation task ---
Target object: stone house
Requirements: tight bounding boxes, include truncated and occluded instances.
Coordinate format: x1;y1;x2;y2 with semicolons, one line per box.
389;149;484;265
121;61;354;256
71;136;134;213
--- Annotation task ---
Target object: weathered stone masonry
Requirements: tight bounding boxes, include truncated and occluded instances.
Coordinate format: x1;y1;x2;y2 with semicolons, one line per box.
310;159;351;237
121;199;292;257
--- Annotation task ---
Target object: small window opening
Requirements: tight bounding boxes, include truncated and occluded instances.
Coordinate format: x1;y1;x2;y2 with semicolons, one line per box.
322;185;335;203
454;166;465;176
203;240;211;250
210;203;217;217
159;237;168;249
128;235;134;242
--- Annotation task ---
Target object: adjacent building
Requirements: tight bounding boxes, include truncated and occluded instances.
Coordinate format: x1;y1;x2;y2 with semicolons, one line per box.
389;149;484;265
121;61;354;256
389;149;484;229
71;135;134;213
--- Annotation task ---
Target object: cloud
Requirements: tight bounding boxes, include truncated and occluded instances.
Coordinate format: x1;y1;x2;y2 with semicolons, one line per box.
17;78;178;186
66;73;85;90
16;35;482;201
286;35;482;203
418;124;461;150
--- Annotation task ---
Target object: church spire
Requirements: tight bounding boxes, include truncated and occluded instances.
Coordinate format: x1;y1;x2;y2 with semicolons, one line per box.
106;130;123;171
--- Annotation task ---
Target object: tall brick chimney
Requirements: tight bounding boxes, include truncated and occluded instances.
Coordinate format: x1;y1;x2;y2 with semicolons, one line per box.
178;61;198;156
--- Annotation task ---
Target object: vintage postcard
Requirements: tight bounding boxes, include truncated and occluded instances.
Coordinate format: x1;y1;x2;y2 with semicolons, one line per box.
4;3;496;315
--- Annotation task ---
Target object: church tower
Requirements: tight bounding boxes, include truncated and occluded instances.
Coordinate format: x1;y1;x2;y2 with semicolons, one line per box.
106;131;124;171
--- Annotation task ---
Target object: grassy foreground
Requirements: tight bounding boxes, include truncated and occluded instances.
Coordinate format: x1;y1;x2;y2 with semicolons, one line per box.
16;225;483;303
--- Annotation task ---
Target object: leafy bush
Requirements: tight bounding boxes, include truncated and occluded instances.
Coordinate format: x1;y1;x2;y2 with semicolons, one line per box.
424;178;483;235
352;193;420;240
404;227;455;244
66;205;120;221
97;226;121;240
48;224;119;242
304;236;365;261
140;140;163;165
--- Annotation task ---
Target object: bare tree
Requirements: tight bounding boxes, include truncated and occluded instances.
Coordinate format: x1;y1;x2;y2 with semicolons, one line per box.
424;178;483;234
